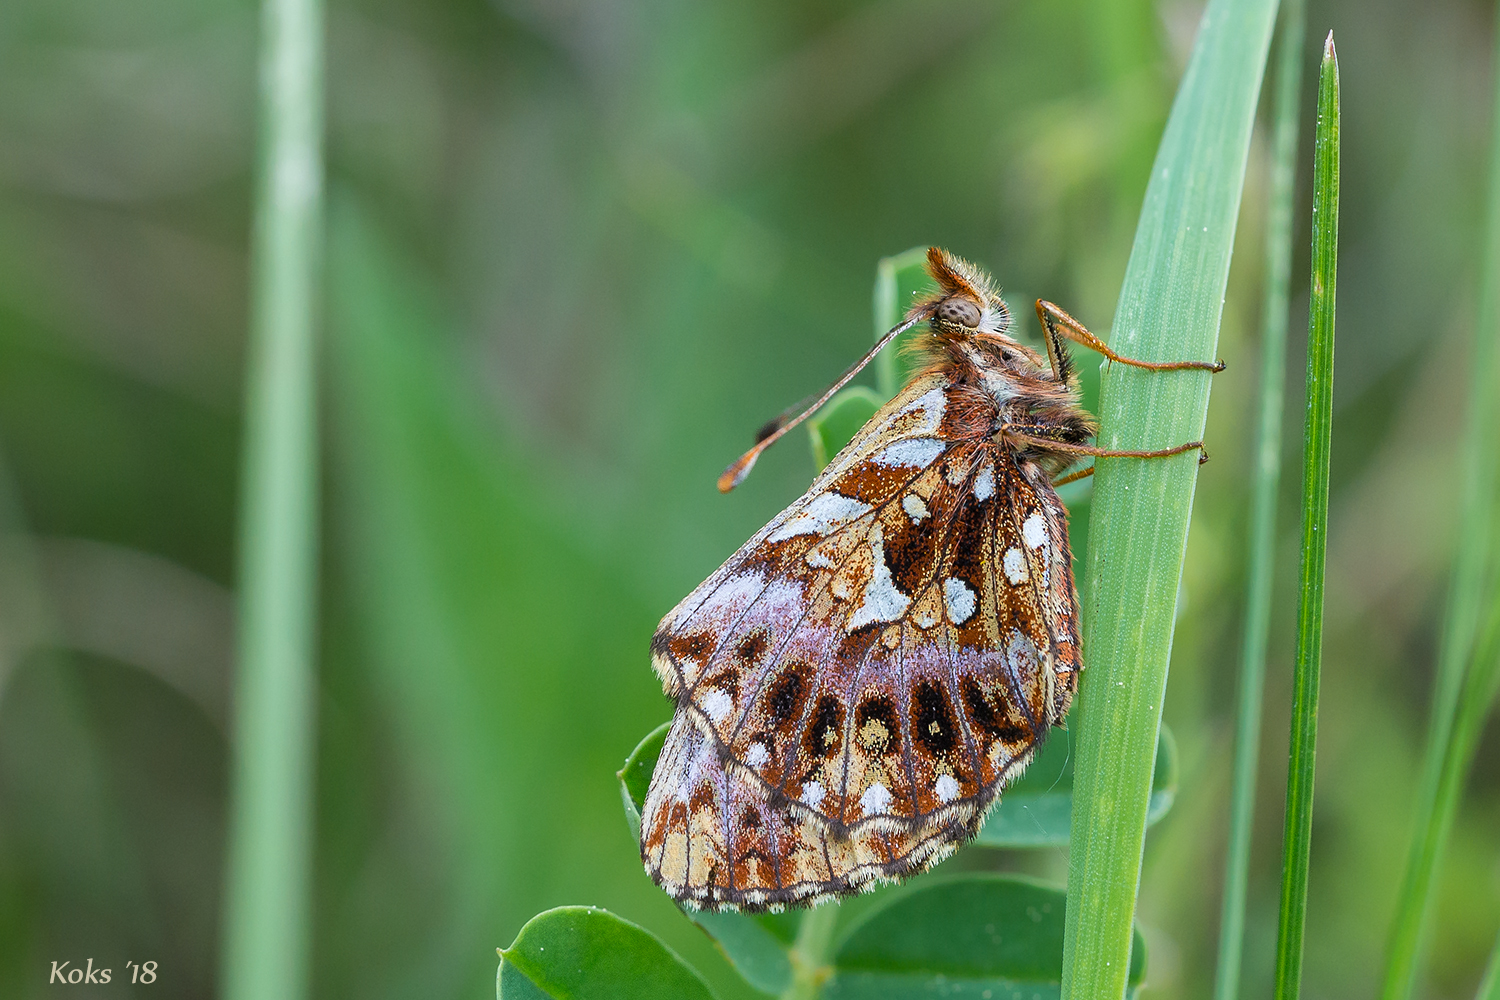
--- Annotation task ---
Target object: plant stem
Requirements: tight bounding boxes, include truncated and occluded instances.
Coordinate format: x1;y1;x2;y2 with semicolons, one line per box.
1271;33;1338;1000
1214;2;1305;998
220;0;323;995
1381;8;1500;999
783;903;840;1000
1059;0;1276;996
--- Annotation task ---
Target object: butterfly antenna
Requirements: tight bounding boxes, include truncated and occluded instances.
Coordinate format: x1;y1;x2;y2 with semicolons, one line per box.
717;307;933;493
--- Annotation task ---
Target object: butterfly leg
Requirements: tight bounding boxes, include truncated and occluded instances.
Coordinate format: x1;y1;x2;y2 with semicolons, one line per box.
1003;425;1210;465
1051;464;1096;487
1035;300;1226;378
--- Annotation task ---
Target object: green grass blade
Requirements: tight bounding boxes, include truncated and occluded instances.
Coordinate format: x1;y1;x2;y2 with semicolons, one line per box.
1214;2;1306;998
219;0;324;997
1381;9;1500;999
1479;923;1500;1000
1386;593;1500;999
1059;0;1277;995
1272;32;1338;1000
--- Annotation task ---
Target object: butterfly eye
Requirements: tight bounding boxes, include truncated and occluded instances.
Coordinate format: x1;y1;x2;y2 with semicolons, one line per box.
935;297;982;328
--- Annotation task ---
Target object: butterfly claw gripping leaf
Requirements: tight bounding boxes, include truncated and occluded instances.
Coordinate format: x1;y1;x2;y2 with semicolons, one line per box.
641;247;1213;911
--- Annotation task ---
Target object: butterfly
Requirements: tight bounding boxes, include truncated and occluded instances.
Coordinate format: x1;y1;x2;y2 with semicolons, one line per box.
640;247;1221;911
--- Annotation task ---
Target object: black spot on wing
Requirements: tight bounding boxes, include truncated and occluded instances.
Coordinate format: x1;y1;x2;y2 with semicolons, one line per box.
804;696;845;760
961;676;1031;744
912;681;957;754
766;662;812;727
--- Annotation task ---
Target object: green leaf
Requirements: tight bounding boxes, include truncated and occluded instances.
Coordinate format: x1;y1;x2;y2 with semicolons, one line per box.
497;962;554;1000
806;245;937;471
690;910;797;996
618;721;669;843
807;387;885;472
617;726;801;995
1061;0;1277;994
824;875;1144;999
498;906;717;1000
871;246;939;399
1272;35;1338;1000
1479;927;1500;1000
975;725;1177;848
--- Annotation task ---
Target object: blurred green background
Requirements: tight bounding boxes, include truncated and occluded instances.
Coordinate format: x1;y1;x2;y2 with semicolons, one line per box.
0;0;1496;997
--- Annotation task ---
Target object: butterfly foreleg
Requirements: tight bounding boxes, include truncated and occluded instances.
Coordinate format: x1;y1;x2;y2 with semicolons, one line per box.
1034;300;1226;378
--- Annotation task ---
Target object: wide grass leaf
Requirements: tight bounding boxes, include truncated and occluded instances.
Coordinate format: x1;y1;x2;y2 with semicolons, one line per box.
498;906;717;1000
1062;0;1277;994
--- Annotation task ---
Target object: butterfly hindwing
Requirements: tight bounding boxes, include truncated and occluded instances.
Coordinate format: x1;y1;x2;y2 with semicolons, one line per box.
642;711;982;909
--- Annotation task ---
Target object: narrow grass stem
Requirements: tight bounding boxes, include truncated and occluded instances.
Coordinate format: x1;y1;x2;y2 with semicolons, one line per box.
1271;33;1338;1000
1214;3;1305;998
1059;1;1276;996
220;0;324;997
1380;9;1500;999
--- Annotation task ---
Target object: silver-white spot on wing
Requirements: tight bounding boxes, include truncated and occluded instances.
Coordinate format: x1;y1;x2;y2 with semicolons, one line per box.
898;386;948;433
934;773;960;803
745;741;770;767
1022;512;1048;549
701;688;733;722
769;491;872;542
972;465;995;500
943;577;976;626
870;437;945;469
801;781;825;808
847;526;911;631
1003;547;1029;585
859;782;892;816
902;493;930;523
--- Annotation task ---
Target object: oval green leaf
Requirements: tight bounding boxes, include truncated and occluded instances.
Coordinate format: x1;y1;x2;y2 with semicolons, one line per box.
807;386;885;472
498;906;716;1000
824;874;1144;999
975;724;1178;848
618;721;670;842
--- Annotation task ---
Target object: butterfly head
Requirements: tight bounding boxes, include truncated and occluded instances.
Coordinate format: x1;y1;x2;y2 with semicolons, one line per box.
920;247;1012;336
